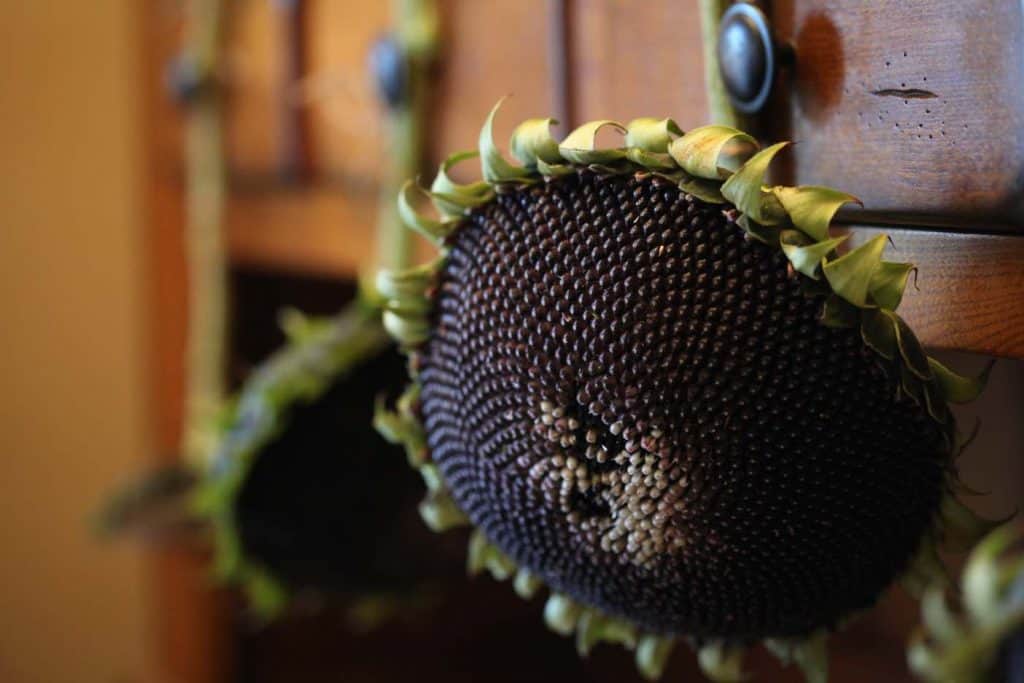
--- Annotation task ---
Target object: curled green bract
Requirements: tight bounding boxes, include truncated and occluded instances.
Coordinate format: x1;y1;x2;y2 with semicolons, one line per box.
773;185;860;243
720;142;789;225
624;117;682;152
374;99;998;682
780;232;849;279
429;151;494;218
398;180;459;244
511;117;563;167
909;523;1024;683
869;260;916;310
558;119;628;165
667;124;757;179
822;234;889;307
479;98;533;184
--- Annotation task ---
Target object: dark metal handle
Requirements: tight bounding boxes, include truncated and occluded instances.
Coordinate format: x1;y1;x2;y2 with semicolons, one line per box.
717;3;775;114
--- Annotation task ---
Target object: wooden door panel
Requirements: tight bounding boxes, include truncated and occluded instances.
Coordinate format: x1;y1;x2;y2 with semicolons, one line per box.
224;2;391;183
224;2;280;177
223;1;555;184
770;0;1024;231
305;1;392;182
431;0;556;162
568;0;708;129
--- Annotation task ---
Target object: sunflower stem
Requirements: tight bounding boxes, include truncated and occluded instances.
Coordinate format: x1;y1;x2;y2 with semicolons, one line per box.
375;0;438;275
181;0;228;466
700;0;744;129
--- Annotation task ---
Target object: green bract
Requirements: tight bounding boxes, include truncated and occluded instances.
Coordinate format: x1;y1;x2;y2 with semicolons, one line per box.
909;523;1024;682
375;100;997;682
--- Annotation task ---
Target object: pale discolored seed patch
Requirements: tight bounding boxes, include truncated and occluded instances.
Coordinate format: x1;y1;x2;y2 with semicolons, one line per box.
534;399;689;567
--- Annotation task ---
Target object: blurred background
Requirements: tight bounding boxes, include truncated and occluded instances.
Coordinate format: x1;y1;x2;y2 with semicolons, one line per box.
1;2;1021;682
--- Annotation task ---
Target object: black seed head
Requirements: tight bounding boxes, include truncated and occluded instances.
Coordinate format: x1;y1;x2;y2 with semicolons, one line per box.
418;172;945;640
236;345;459;593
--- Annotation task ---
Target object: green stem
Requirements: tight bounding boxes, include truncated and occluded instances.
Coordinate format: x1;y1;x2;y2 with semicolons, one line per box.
182;0;228;465
375;105;418;273
700;0;742;128
373;0;437;276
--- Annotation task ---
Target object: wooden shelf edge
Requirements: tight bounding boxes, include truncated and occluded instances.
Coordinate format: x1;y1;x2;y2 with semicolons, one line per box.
847;227;1024;359
228;192;1024;359
226;187;435;278
227;188;377;279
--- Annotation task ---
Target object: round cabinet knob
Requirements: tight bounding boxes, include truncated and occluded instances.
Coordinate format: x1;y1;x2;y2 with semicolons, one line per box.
717;3;775;114
369;34;408;110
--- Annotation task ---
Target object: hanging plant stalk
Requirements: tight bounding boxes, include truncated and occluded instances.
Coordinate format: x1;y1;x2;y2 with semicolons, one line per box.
181;0;229;466
192;0;442;615
100;0;445;620
372;0;439;274
700;0;741;128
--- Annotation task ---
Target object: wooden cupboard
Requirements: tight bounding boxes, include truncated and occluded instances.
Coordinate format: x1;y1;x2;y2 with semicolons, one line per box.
139;2;1023;681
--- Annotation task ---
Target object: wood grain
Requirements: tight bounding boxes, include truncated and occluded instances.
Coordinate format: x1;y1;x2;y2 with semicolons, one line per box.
227;186;374;277
224;199;1024;360
568;0;709;130
225;1;555;187
845;226;1024;358
769;1;1024;230
303;1;392;181
227;184;435;278
224;1;391;182
223;2;280;175
429;0;556;162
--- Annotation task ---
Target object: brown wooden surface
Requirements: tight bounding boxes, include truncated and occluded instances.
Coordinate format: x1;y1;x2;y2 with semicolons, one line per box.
430;0;557;162
142;3;186;456
769;1;1024;230
302;0;391;181
141;3;1024;681
224;1;556;181
225;1;391;181
227;185;376;278
140;5;235;683
844;226;1024;358
225;2;280;175
227;184;434;278
568;0;709;129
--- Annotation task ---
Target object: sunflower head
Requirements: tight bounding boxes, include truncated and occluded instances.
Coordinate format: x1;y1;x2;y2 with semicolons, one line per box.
376;101;997;680
196;301;458;615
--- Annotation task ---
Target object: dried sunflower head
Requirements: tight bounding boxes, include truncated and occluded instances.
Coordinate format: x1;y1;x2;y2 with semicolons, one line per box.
376;101;998;680
101;293;465;619
909;522;1024;683
194;298;455;615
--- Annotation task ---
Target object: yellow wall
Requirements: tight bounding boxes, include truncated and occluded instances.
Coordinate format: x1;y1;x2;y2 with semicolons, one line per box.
0;2;153;681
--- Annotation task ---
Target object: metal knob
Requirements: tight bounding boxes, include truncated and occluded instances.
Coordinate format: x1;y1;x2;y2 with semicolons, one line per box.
717;3;775;114
369;34;408;110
